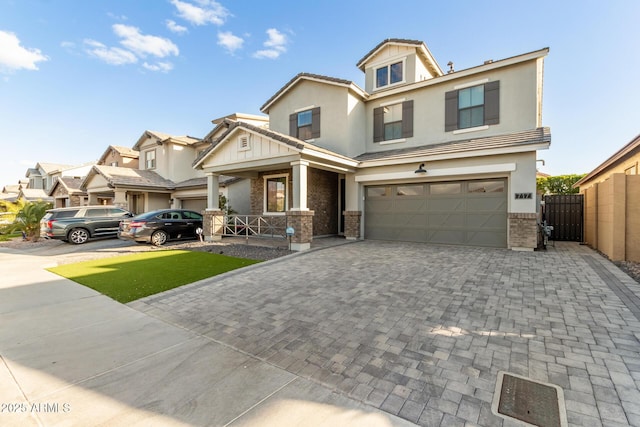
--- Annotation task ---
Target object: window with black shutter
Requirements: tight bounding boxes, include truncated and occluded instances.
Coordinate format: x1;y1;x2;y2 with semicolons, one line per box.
373;100;413;142
445;81;499;131
289;107;321;140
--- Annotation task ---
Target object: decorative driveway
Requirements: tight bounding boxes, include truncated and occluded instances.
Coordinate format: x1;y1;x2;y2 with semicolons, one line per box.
130;241;640;426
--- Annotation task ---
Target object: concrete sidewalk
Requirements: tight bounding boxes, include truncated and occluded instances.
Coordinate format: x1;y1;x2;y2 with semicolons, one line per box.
0;248;414;427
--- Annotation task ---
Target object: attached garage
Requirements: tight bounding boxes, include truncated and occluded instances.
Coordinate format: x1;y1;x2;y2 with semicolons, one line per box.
365;178;507;247
181;198;207;212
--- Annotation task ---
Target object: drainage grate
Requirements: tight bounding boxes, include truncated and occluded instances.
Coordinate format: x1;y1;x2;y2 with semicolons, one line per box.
492;372;567;427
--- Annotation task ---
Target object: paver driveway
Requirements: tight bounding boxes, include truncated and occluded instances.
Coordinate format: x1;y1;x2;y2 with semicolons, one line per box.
130;241;640;426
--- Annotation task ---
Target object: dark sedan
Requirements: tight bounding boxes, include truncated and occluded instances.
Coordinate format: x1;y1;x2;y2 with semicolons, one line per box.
118;209;203;246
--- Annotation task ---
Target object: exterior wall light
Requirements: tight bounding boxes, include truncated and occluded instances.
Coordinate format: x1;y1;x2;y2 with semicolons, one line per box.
415;163;427;174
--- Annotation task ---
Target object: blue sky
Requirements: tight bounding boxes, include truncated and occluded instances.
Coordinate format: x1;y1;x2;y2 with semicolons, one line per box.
1;0;639;187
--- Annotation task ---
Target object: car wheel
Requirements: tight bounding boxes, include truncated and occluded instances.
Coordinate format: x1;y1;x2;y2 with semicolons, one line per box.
68;228;90;245
151;230;168;246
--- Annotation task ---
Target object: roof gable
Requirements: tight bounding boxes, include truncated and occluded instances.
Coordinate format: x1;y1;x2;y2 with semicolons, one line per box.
356;38;443;77
260;72;366;113
133;130;201;151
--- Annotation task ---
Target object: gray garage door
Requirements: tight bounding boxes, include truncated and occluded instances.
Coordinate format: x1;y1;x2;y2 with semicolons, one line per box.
181;198;207;212
365;179;507;247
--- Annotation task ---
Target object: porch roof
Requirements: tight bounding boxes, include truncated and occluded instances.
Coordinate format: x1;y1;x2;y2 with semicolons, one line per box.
48;177;86;196
193;120;357;169
82;165;175;191
354;127;551;164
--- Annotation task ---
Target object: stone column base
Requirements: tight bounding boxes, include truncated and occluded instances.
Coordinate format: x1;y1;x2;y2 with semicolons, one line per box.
508;212;538;251
343;210;362;240
203;209;225;242
286;210;314;251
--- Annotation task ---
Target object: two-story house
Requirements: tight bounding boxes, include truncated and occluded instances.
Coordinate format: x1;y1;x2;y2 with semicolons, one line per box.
194;39;551;251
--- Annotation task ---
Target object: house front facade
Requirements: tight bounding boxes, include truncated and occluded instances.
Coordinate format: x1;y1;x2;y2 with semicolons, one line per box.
195;39;551;251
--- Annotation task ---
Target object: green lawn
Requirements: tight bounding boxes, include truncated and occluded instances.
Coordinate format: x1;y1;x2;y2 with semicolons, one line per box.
47;250;260;303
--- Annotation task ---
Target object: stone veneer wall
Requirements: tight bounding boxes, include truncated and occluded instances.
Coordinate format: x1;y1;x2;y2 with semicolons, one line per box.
508;212;538;249
307;168;338;236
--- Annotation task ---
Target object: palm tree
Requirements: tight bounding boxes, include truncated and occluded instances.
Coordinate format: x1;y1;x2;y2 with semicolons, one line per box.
3;200;51;241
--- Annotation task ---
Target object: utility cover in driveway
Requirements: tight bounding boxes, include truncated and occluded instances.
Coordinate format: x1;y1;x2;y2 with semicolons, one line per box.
493;371;567;427
365;179;507;247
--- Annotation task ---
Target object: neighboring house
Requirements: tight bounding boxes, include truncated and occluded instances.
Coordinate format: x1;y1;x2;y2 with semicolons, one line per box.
25;162;73;192
17;188;53;203
194;38;551;251
97;145;140;169
83;122;258;214
48;177;88;208
574;133;640;262
1;184;22;202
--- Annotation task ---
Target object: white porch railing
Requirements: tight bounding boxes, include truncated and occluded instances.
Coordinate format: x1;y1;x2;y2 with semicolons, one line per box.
223;215;288;239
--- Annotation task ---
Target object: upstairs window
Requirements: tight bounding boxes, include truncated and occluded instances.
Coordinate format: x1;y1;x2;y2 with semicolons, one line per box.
145;150;156;169
373;100;414;143
376;61;403;88
289;107;320;140
445;81;500;131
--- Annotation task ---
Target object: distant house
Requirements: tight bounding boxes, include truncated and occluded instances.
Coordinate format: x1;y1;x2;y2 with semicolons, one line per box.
82;120;261;214
48;177;88;208
574;133;640;262
194;38;551;250
25;162;73;192
97;145;140;169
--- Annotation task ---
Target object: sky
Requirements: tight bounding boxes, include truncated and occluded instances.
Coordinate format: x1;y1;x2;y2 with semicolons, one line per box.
1;0;639;187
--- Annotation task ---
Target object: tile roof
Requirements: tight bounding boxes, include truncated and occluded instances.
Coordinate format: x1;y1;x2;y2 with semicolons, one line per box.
173;175;240;188
111;145;140;157
354;127;551;162
574;133;640;187
194;120;354;168
90;165;175;189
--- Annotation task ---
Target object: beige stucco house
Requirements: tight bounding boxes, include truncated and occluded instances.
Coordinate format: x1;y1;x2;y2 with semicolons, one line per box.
574;133;640;262
195;39;551;250
97;145;140;169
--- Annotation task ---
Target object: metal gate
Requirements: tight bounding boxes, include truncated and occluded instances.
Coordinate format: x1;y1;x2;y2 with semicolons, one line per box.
543;194;583;241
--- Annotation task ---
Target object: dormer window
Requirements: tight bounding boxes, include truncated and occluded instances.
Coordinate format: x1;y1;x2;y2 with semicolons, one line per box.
376;61;404;88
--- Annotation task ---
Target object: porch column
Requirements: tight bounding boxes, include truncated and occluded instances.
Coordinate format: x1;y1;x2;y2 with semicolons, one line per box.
113;189;127;209
290;160;309;211
343;173;362;240
204;172;223;241
206;173;220;210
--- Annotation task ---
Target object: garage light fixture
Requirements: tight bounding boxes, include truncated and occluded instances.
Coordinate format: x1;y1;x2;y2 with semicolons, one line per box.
414;163;427;174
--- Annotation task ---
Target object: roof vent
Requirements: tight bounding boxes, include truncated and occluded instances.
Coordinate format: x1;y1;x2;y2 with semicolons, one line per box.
484;59;494;65
447;61;454;74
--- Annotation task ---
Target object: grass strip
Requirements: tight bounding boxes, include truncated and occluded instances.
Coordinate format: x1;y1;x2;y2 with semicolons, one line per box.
47;250;259;303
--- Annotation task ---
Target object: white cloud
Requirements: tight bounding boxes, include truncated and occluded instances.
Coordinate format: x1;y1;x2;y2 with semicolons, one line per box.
166;19;188;34
84;39;137;65
252;28;288;59
0;30;49;73
113;24;179;58
170;0;229;26
143;61;174;73
217;31;243;54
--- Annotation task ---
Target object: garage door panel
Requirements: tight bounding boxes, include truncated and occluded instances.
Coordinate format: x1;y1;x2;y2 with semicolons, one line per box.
428;198;465;212
428;213;465;227
428;230;466;245
467;197;506;212
467;213;506;228
365;179;507;248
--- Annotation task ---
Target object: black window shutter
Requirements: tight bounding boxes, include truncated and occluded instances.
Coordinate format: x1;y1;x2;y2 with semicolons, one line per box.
445;90;458;132
289;113;297;137
311;107;321;138
484;81;500;125
373;107;384;142
402;100;414;138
